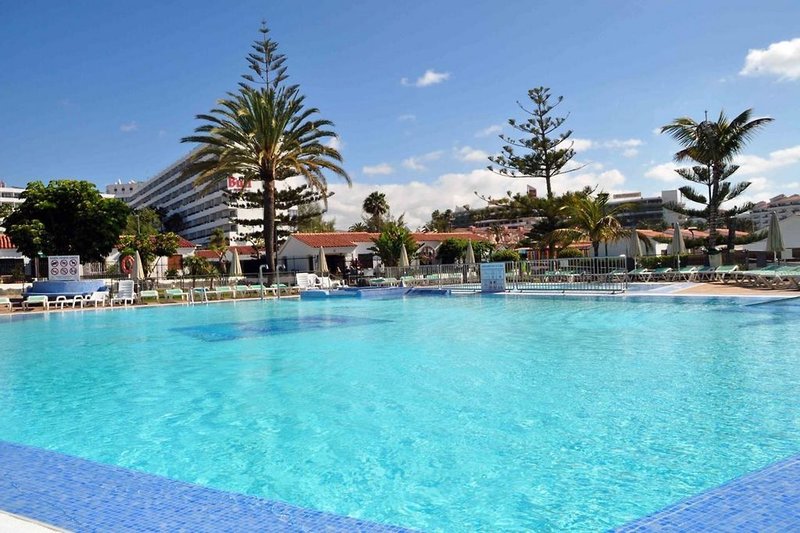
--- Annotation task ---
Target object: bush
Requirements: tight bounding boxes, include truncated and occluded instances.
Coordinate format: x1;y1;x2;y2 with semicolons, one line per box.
557;247;584;258
491;248;521;262
165;268;179;278
640;254;691;269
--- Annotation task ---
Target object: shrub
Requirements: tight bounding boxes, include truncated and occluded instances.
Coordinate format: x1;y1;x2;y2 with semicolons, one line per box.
557;247;584;258
491;248;521;262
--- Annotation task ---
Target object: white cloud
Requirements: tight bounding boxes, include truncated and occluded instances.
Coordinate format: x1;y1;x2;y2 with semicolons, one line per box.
397;114;416;122
652;127;663;136
455;146;490;163
564;137;642;156
402;150;443;171
327;136;344;151
120;121;138;132
362;163;393;176
401;69;450;87
740;37;800;80
324;166;627;229
604;139;643;149
645;162;680;182
735;145;800;175
569;138;595;152
475;124;502;137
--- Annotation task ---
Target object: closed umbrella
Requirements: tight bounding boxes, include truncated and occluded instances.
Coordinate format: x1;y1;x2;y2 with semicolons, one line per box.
398;244;410;268
668;222;686;270
767;212;784;263
465;240;476;264
318;246;329;274
132;250;145;281
229;248;243;278
628;230;643;266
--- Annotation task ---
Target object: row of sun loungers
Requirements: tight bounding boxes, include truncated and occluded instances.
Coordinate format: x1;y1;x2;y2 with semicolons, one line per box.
728;265;800;290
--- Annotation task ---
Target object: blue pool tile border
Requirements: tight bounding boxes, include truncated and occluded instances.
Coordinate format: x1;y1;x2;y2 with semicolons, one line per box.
0;440;414;533
617;454;800;532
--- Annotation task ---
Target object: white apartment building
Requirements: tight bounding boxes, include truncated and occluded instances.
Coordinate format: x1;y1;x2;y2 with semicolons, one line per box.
607;190;684;227
105;180;141;200
118;151;263;246
748;194;800;230
0;182;25;231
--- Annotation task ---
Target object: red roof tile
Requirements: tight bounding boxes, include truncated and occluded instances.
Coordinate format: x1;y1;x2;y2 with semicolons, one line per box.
292;232;378;248
0;234;14;250
291;231;487;248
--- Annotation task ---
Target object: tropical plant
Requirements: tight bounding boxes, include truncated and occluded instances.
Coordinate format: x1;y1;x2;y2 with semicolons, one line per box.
181;24;350;274
491;248;521;262
424;209;454;232
555;247;584;258
369;218;417;267
661;108;773;251
557;192;629;257
183;255;213;288
119;232;180;278
363;191;388;224
296;202;336;232
208;227;229;276
348;221;369;232
437;238;494;264
488;87;582;199
5;180;129;262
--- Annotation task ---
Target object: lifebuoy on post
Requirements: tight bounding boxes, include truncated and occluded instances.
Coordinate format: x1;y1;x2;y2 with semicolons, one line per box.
121;255;135;274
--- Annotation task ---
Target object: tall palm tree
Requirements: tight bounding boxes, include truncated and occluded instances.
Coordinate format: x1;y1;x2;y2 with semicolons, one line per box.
661;109;772;249
181;26;350;273
558;193;628;257
362;191;389;231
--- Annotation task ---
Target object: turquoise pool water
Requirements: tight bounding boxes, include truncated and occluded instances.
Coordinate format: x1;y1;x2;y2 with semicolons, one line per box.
2;296;800;531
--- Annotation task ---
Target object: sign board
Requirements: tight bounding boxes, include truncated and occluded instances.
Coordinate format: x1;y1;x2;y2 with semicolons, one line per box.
480;262;507;293
227;176;254;191
48;255;81;281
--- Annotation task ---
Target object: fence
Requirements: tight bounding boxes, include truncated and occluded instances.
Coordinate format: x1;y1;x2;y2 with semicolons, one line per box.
382;256;628;294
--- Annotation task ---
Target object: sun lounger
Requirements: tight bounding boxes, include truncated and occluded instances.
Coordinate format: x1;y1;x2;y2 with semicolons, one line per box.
693;265;716;281
22;295;49;310
84;291;108;307
0;296;13;312
627;268;651;282
213;286;235;299
714;264;739;283
138;289;160;303
111;280;135;306
234;284;261;297
668;266;698;282
164;288;189;301
54;295;84;309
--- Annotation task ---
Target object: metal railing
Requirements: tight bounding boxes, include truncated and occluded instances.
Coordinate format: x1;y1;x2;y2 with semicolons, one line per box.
381;256;628;294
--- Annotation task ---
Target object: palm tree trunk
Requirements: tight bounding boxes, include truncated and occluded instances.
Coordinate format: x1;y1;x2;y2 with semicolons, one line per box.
263;174;276;275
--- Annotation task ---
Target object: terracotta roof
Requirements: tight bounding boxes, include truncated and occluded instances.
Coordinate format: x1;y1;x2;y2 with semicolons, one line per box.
196;246;262;260
291;231;488;248
292;232;377;248
0;234;14;250
195;250;218;259
411;232;488;242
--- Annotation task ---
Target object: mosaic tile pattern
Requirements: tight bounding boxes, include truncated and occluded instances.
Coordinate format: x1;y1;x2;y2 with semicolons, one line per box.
617;454;800;532
0;441;414;532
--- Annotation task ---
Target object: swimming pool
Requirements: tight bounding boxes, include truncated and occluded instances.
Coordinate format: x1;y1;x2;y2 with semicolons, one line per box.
1;295;800;531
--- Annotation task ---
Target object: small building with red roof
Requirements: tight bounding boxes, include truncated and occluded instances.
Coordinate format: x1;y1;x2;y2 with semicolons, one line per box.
278;231;487;273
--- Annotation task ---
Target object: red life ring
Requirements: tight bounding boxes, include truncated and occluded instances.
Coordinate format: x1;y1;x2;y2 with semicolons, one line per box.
121;255;135;274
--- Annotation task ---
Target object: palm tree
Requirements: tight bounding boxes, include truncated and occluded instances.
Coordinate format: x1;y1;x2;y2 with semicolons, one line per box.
181;25;350;273
363;191;389;231
661;109;772;250
558;192;628;257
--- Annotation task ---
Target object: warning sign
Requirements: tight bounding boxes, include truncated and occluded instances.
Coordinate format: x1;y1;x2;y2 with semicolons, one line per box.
48;255;81;281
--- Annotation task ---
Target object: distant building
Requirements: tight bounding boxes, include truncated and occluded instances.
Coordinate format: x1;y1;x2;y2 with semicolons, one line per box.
113;151;263;246
748;194;800;230
105;180;141;200
0;182;25;233
453;186;539;230
607;190;683;228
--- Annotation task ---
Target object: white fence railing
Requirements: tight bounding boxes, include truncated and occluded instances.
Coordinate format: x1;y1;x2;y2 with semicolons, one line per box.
381;257;628;293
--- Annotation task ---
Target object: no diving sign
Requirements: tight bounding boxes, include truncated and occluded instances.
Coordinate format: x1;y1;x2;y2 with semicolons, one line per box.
48;255;81;281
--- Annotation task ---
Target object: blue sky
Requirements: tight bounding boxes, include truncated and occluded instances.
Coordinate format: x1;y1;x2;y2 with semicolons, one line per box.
2;0;799;228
